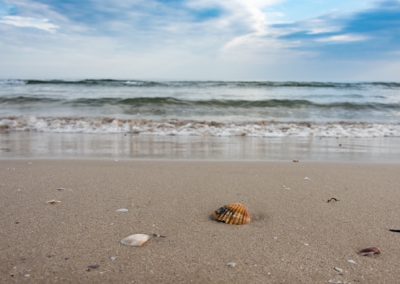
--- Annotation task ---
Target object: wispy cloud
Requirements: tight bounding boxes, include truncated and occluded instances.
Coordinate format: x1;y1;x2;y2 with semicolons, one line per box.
315;34;369;43
0;15;58;32
274;0;400;59
0;0;400;80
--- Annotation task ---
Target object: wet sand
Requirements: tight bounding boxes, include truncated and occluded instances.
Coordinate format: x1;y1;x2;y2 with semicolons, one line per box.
1;160;400;283
1;132;400;162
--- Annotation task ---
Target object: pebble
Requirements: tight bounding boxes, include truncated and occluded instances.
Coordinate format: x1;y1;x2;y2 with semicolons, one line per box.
328;280;347;284
347;259;357;265
226;262;236;268
47;200;61;205
334;267;344;274
152;233;166;238
304;177;311;181
110;256;117;261
86;264;100;271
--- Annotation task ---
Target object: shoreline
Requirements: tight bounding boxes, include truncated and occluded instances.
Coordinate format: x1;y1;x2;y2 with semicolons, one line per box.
1;159;400;283
1;132;400;162
1;157;400;165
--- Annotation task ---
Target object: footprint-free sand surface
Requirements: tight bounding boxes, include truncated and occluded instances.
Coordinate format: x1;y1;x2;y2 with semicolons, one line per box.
1;160;400;283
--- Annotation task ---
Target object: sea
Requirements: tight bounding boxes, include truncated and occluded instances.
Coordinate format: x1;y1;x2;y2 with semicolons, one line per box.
0;79;399;160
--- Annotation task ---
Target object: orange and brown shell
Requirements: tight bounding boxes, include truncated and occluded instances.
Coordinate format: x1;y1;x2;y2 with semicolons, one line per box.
214;203;251;225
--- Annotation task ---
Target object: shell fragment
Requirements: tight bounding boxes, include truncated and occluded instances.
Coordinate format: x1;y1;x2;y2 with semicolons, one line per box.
120;234;150;247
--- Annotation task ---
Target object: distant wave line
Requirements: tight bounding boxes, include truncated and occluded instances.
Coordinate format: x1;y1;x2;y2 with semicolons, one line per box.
1;96;399;110
1;79;400;88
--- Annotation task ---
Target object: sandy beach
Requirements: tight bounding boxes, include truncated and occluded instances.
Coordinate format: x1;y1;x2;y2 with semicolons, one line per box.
1;159;400;283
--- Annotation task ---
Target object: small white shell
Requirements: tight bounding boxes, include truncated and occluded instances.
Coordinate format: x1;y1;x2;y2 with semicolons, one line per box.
116;208;128;213
347;259;356;265
120;234;150;247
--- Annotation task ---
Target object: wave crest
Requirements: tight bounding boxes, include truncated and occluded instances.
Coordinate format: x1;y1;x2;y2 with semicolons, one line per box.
1;116;399;137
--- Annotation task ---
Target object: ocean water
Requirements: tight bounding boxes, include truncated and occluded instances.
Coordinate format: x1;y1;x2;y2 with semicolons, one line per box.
0;79;399;137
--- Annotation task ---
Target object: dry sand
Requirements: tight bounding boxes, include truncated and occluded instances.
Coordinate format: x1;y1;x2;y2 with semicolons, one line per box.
1;160;400;283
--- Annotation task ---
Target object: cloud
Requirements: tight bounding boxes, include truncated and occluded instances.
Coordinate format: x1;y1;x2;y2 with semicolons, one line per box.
1;0;400;80
274;0;400;59
315;34;369;43
0;15;58;32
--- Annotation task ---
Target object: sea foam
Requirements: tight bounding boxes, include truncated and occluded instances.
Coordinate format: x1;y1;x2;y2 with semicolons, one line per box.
0;116;399;137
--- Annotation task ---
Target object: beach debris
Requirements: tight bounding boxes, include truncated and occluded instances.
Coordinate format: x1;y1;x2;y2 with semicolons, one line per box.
120;234;151;247
334;267;344;274
47;199;61;205
328;279;347;284
347;259;357;265
56;187;65;191
292;159;299;163
213;203;251;225
304;176;311;181
358;247;381;256
116;208;129;213
226;262;237;268
389;229;400;233
327;197;340;203
86;264;100;271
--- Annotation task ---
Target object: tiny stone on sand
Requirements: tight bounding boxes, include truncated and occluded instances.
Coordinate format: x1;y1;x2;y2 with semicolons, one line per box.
347;259;357;265
334;267;344;274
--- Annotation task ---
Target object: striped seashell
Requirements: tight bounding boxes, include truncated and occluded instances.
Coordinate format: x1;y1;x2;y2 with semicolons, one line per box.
214;203;251;225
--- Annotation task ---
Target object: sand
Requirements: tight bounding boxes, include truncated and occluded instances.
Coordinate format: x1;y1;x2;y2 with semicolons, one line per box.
1;160;400;283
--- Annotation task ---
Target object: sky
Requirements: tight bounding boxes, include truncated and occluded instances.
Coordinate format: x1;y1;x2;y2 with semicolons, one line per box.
0;0;400;81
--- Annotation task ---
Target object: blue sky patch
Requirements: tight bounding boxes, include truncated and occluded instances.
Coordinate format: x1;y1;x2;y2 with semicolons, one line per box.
1;0;400;80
